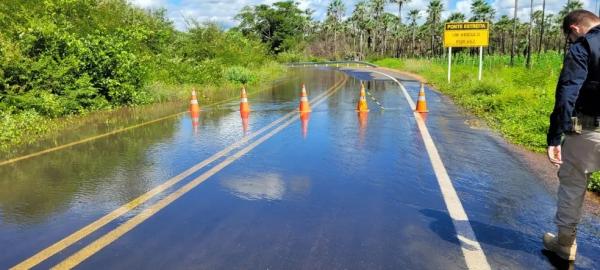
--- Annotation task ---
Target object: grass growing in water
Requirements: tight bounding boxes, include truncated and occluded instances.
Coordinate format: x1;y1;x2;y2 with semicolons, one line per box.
374;52;600;192
0;62;285;155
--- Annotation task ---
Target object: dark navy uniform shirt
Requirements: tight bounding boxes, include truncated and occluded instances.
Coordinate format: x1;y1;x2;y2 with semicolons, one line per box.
548;25;600;146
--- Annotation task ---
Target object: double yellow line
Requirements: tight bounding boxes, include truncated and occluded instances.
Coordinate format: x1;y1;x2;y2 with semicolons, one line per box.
12;75;347;270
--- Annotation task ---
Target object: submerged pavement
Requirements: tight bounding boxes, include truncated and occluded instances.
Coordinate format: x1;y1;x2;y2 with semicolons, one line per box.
0;67;598;269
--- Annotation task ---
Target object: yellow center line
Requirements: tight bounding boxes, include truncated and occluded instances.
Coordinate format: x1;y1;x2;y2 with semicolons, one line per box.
0;77;292;167
51;75;347;270
0;112;186;167
10;75;347;270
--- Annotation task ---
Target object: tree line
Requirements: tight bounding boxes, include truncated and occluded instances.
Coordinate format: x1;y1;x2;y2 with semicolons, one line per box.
235;0;585;65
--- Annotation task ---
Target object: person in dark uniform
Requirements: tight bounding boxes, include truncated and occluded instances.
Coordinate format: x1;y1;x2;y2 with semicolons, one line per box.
545;10;600;261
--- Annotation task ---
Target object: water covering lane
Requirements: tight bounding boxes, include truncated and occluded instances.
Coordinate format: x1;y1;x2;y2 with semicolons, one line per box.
74;71;469;269
399;80;600;269
0;69;342;269
3;67;598;269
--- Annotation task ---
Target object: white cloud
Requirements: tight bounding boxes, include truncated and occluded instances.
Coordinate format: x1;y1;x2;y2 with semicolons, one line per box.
455;0;472;17
129;0;167;9
492;0;597;21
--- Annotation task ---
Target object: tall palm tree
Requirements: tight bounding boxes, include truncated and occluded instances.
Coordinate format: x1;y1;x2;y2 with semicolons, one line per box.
470;0;495;22
538;0;546;53
526;0;534;68
326;0;345;59
381;13;398;54
446;12;466;22
390;0;411;25
559;0;583;18
510;0;518;66
408;9;420;55
427;0;443;56
370;0;386;53
351;1;369;58
495;15;512;53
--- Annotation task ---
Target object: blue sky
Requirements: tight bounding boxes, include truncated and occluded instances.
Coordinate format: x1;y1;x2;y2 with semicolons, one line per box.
129;0;597;30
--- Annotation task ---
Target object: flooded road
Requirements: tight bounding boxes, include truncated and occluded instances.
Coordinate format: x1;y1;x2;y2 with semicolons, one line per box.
1;67;599;269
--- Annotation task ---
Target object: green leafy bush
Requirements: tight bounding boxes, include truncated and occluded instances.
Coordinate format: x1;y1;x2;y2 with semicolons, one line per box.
0;110;48;150
225;66;256;85
590;174;600;192
0;0;282;150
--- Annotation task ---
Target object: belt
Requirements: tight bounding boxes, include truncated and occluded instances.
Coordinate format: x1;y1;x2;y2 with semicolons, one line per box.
578;113;600;132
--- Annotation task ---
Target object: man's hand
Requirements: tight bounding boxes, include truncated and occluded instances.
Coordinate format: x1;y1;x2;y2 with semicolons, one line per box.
547;145;563;167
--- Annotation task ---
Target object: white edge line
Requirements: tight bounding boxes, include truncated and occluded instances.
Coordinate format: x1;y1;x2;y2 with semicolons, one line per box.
367;68;491;270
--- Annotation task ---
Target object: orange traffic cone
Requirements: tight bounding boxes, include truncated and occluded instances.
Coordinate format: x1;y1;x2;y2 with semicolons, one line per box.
190;89;201;113
299;84;312;113
415;82;429;113
356;83;369;112
240;87;250;114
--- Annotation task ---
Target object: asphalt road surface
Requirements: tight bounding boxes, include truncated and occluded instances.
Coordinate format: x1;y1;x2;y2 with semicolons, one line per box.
1;67;599;269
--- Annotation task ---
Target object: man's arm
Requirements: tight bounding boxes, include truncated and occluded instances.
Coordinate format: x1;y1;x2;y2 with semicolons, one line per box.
547;42;589;146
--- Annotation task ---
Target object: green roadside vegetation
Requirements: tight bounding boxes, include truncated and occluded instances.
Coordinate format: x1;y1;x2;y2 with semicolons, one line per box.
0;0;289;152
373;53;600;192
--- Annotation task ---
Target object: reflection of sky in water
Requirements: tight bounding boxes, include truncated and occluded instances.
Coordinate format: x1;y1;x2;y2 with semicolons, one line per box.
222;173;312;201
222;173;285;201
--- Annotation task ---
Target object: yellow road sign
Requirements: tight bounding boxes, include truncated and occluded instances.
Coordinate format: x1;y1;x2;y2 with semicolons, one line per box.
443;22;489;47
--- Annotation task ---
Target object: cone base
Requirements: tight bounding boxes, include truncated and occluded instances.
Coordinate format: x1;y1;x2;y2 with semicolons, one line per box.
190;105;201;113
299;103;311;113
356;102;369;112
240;104;250;113
415;101;428;113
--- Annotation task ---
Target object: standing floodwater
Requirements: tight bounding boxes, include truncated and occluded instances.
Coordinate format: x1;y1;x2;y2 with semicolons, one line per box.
0;67;598;269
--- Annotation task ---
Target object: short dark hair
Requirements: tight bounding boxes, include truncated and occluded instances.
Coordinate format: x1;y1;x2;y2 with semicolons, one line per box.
562;10;600;35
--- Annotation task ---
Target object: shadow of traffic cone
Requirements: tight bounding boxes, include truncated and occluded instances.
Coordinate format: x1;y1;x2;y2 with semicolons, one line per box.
241;111;249;135
299;84;312;113
300;112;310;139
356;83;369;112
415;82;429;113
190;89;201;114
240;87;250;115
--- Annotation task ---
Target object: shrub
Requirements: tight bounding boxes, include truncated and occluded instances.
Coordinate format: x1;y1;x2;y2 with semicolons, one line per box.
591;173;600;192
225;66;256;85
470;82;502;96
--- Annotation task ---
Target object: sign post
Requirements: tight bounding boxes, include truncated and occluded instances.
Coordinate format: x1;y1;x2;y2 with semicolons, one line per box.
478;46;483;80
443;22;490;82
448;47;452;82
